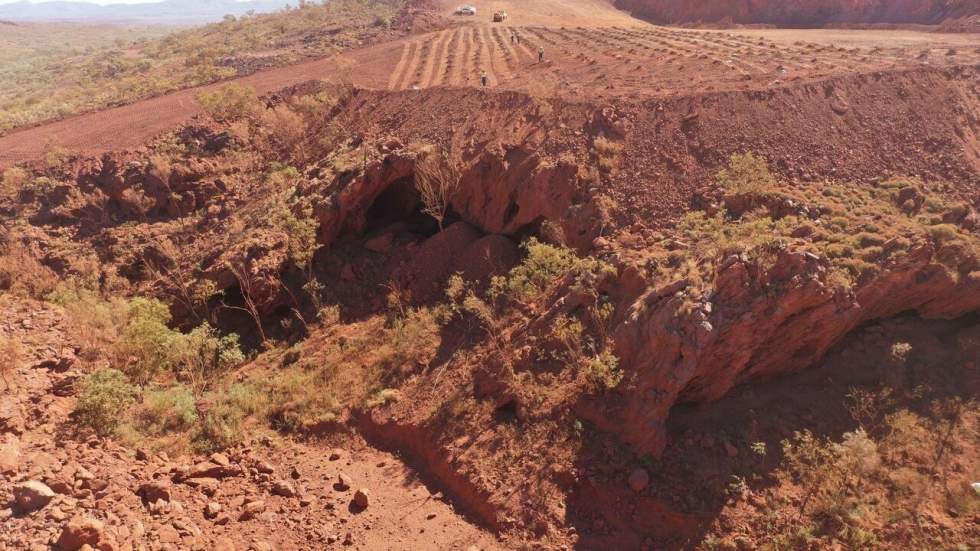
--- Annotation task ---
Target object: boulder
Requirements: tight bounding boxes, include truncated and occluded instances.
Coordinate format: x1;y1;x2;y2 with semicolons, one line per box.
182;461;240;480
334;473;351;491
137;481;171;504
205;502;222;519
239;499;266;521
56;516;105;551
13;480;56;512
627;468;650;493
353;488;370;509
272;480;297;498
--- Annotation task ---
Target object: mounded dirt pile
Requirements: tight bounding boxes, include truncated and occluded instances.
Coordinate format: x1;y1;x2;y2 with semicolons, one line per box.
615;0;980;28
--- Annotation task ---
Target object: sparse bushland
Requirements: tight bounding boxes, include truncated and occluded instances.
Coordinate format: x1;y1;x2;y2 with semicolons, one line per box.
646;154;979;307
49;290;244;387
0;230;60;299
0;0;406;133
60;291;247;449
444;238;623;395
752;394;976;550
196;84;264;124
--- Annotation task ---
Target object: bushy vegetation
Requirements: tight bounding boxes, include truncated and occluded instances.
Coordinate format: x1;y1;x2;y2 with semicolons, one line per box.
716;152;776;194
196;84;263;123
45;283;248;449
700;354;979;551
75;368;140;437
446;238;623;392
0;0;403;132
647;154;980;305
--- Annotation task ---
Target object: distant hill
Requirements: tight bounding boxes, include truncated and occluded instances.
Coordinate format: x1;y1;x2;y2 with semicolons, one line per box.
614;0;980;29
0;0;293;24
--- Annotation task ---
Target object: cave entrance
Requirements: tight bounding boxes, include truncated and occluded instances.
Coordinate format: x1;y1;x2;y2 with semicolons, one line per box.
364;175;440;237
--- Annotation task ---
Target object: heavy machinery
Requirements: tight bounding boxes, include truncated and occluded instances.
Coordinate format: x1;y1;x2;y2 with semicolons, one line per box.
492;10;508;22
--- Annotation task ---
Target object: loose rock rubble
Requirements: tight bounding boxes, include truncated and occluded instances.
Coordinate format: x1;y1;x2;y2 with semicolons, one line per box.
0;301;502;551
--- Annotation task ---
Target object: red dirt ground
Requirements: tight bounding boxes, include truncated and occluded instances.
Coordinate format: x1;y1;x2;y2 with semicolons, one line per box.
0;300;505;551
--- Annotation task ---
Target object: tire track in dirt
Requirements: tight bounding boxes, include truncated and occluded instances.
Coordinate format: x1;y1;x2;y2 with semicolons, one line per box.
455;26;473;86
468;25;486;86
422;29;452;88
440;27;464;85
486;27;510;82
387;41;414;90
511;27;539;61
393;39;422;90
491;26;524;81
474;26;495;86
436;28;458;86
412;33;440;89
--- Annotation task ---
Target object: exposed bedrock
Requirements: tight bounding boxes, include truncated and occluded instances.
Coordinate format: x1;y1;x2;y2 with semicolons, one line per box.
583;234;980;456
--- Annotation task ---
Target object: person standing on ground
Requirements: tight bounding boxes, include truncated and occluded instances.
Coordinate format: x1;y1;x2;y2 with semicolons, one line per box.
480;69;488;87
538;47;544;63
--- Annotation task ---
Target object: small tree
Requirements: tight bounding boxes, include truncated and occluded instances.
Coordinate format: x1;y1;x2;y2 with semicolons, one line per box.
225;260;268;345
143;237;219;323
414;149;460;232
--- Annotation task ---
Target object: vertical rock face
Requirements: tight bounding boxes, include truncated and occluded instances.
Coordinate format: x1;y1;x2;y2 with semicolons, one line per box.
614;0;979;27
605;242;980;455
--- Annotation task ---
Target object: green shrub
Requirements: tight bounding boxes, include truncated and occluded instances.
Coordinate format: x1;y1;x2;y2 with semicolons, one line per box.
196;84;262;123
266;368;340;432
75;368;139;436
135;385;198;436
193;382;267;451
195;402;245;451
101;297;243;385
176;323;245;387
385;306;441;371
717;152;775;194
117;297;180;383
505;238;585;302
928;224;959;244
586;349;623;390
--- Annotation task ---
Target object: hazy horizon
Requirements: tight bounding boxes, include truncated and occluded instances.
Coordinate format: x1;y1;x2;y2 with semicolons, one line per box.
0;0;266;4
0;0;294;22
